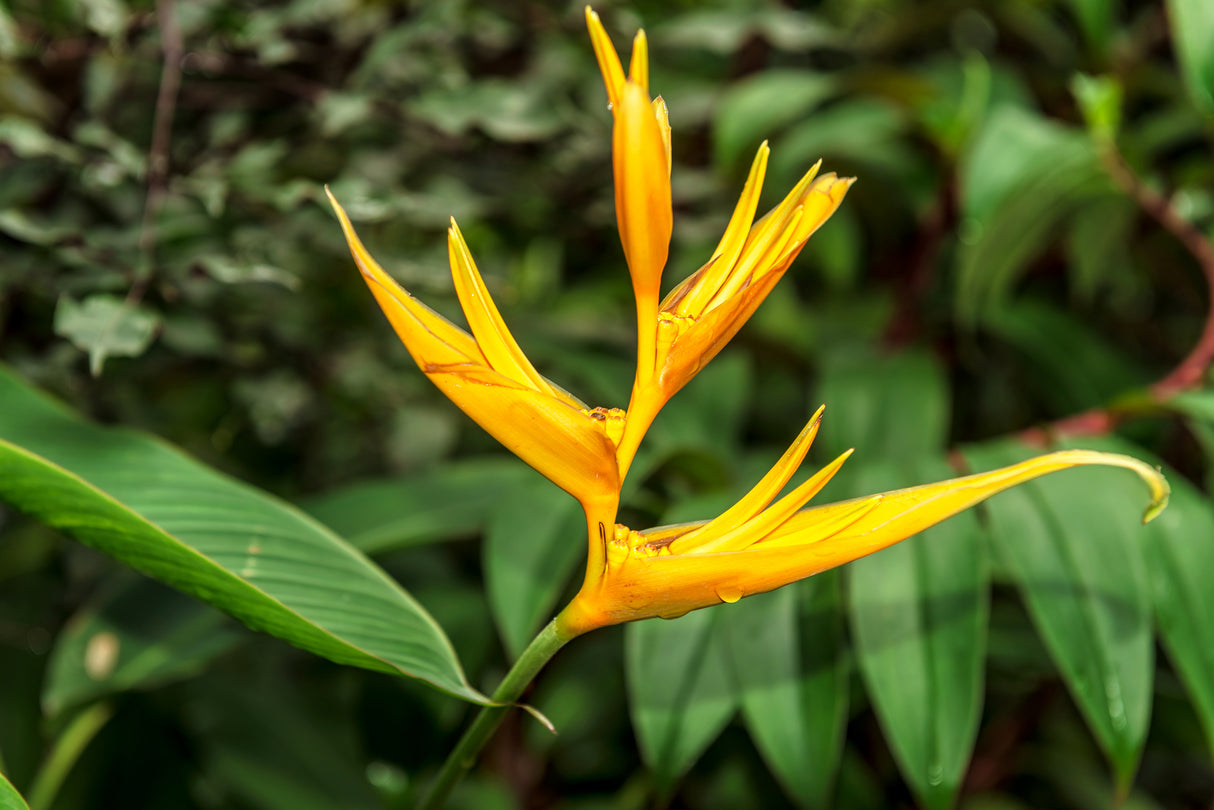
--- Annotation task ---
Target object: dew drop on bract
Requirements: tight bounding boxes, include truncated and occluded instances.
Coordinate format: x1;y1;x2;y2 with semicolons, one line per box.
715;586;742;604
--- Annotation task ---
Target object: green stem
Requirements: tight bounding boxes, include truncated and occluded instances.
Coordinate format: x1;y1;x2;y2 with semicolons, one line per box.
27;702;114;810
417;619;573;810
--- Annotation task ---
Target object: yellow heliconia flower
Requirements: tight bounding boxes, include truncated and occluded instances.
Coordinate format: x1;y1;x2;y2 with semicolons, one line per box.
556;408;1170;636
585;8;853;473
326;189;623;511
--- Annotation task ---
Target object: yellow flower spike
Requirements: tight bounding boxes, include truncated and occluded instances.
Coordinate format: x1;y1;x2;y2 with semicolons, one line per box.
326;188;623;507
556;438;1169;637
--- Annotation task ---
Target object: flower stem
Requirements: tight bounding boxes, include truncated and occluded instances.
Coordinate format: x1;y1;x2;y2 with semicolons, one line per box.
417;619;573;810
27;702;114;810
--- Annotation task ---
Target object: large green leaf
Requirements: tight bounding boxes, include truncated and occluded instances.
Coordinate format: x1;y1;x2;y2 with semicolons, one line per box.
723;575;848;809
0;366;487;704
957;107;1112;324
982;301;1146;414
189;676;383;810
815;349;949;463
849;459;989;810
1101;439;1214;758
964;440;1154;790
1166;0;1214;115
712;70;836;170
626;610;738;790
0;772;28;810
301;459;533;554
484;478;584;658
43;577;244;717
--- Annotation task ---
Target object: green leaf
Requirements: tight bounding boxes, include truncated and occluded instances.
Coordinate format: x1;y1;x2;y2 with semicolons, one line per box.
626;611;738;790
815;348;949;462
983;300;1146;413
963;440;1154;790
0;772;29;810
484;479;584;658
713;70;836;170
1124;449;1214;757
1063;0;1115;55
722;575;848;809
1166;0;1214;115
53;294;160;376
1168;388;1214;423
1071;74;1123;144
771;98;911;183
1066;197;1136;303
957;107;1112;323
848;459;989;810
0;366;488;704
301;459;532;554
189;677;382;810
43;576;244;717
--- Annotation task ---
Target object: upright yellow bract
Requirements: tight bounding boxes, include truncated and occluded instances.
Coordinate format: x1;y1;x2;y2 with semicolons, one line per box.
330;6;1168;642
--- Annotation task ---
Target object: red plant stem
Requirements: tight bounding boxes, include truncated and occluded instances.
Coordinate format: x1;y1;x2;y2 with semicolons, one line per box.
1101;149;1214;398
134;0;182;289
1020;145;1214;444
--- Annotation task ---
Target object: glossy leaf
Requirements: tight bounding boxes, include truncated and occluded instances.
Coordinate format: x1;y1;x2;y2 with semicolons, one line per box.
0;366;488;704
43;577;244;717
963;440;1154;789
484;479;584;658
849;459;989;810
626;610;738;790
0;773;28;810
301;459;533;554
723;574;848;809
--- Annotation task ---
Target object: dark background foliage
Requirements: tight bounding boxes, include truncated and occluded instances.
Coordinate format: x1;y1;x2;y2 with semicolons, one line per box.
2;0;1213;808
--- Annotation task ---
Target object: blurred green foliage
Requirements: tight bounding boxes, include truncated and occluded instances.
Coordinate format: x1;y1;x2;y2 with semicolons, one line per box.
2;0;1214;808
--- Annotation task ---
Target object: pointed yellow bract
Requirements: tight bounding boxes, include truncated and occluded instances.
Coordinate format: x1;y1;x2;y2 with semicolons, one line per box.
557;414;1170;635
326;189;622;508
